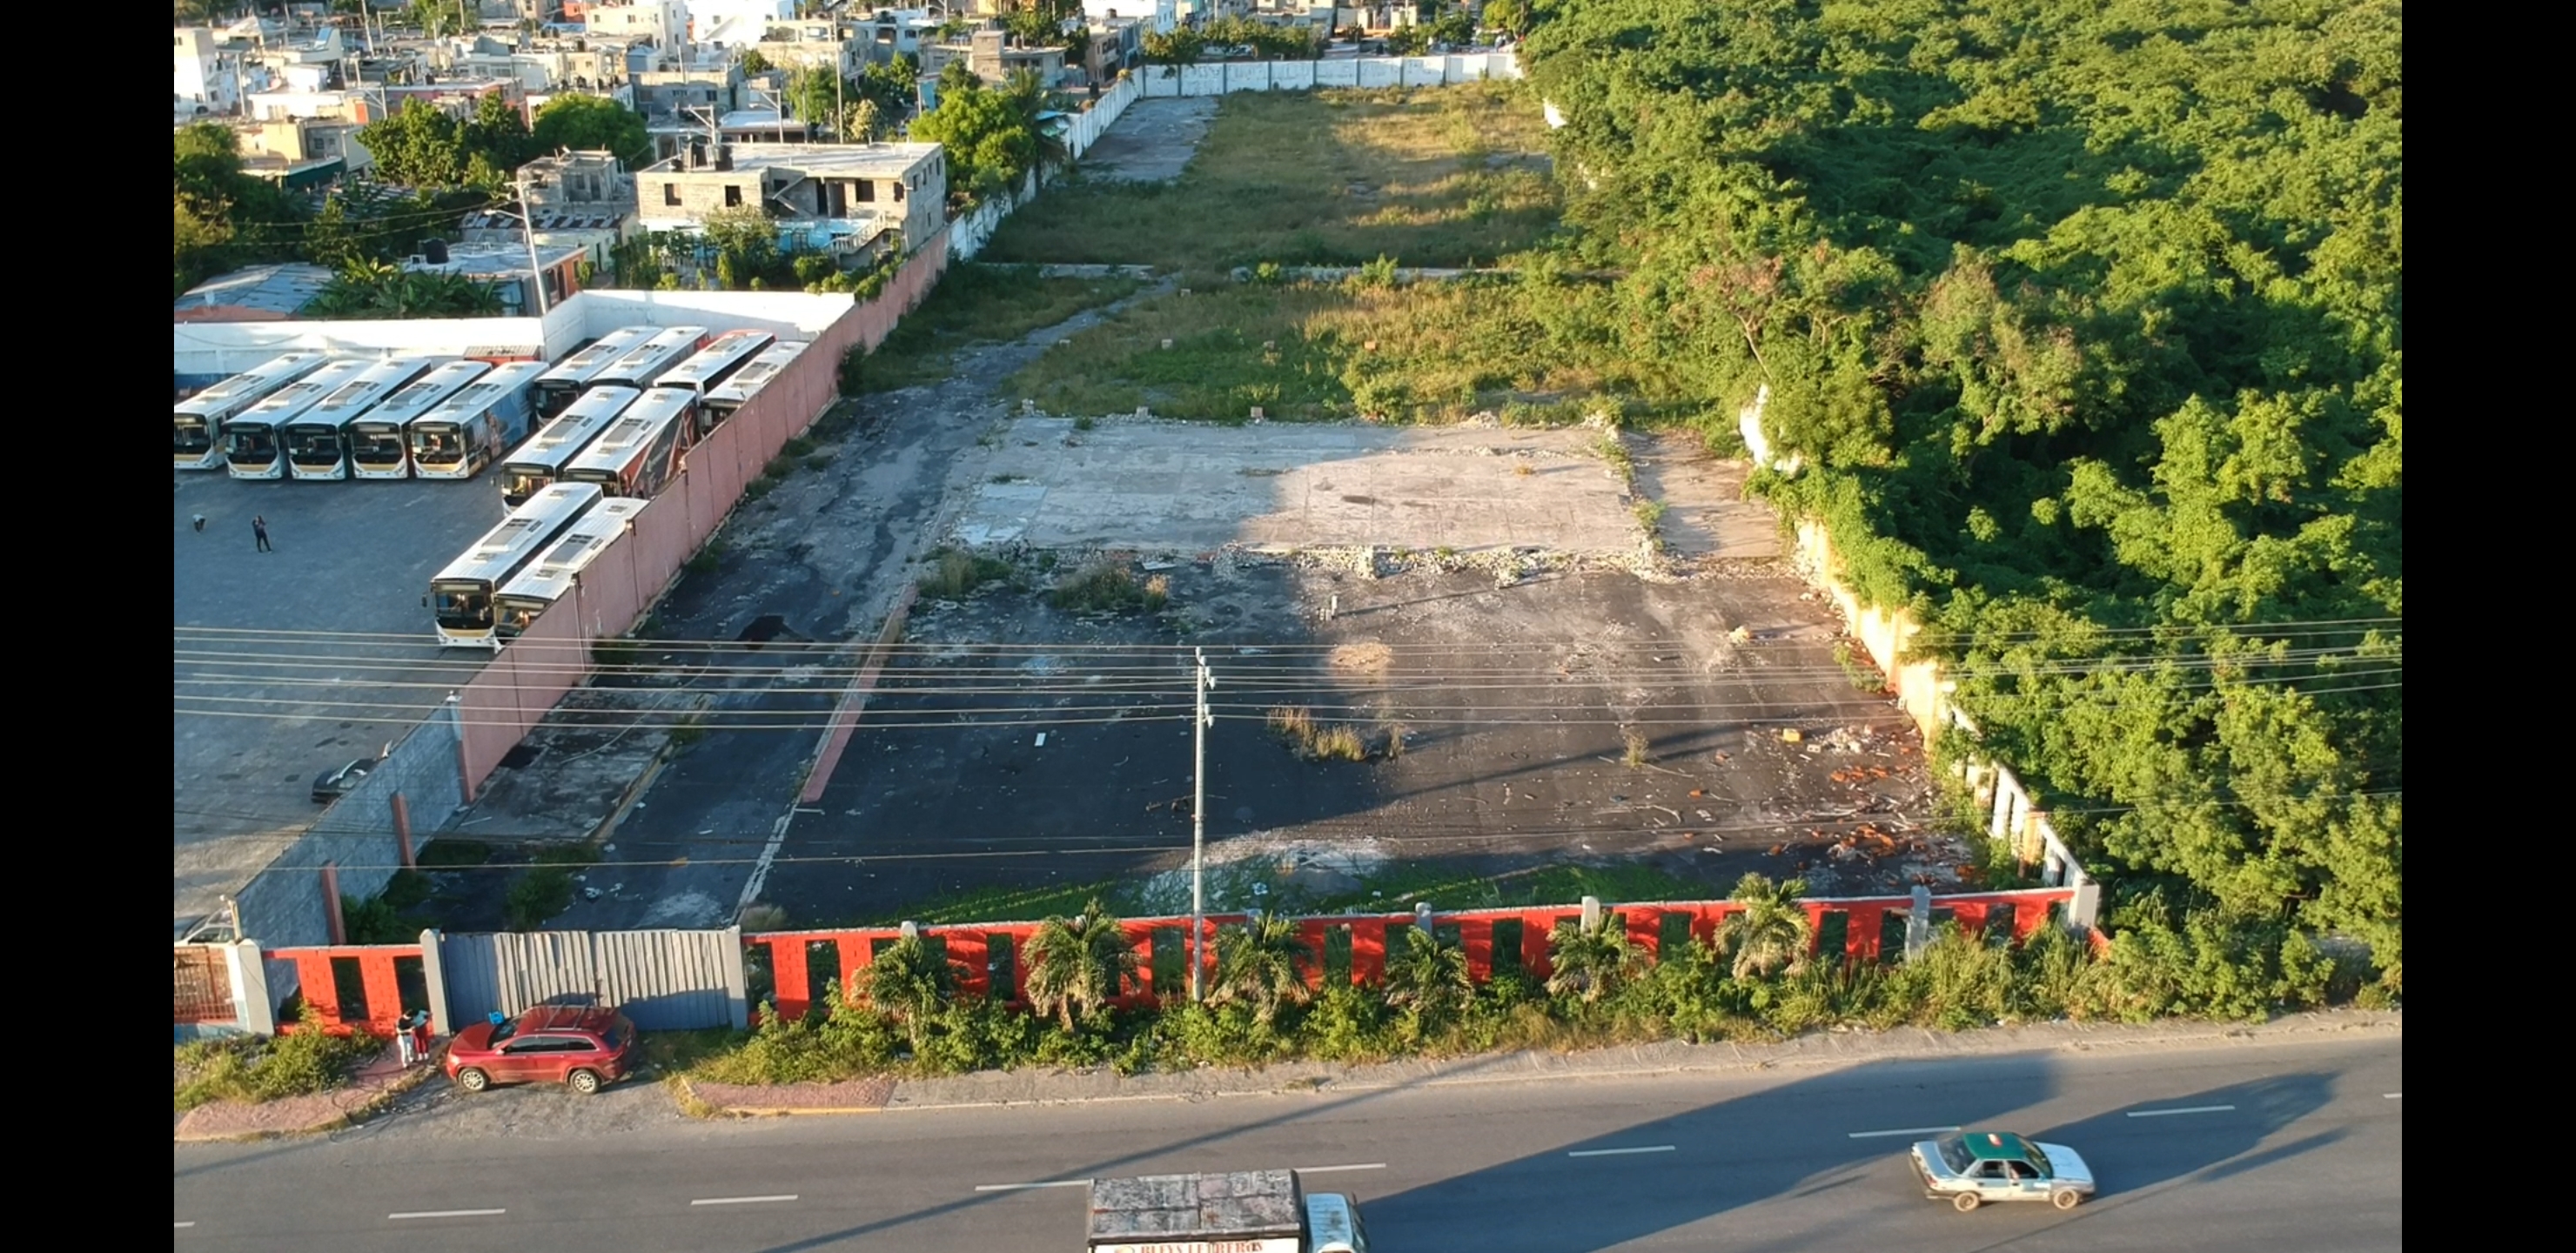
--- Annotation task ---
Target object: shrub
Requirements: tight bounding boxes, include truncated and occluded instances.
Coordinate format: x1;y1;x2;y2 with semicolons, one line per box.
1048;564;1160;613
918;548;1015;598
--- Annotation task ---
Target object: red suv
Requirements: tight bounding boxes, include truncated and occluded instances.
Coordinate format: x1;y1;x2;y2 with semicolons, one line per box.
443;1004;638;1095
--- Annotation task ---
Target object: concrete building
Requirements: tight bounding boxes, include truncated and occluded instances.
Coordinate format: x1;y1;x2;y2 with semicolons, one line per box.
922;28;1071;89
587;0;691;57
245;89;386;125
634;58;747;123
1086;15;1147;82
1081;0;1178;34
637;141;947;256
175;27;245;117
857;10;944;65
174;263;337;323
753;18;863;78
236;116;376;181
403;239;591;314
688;0;796;47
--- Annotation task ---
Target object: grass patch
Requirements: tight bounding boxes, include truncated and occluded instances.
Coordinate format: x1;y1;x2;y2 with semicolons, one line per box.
505;844;601;932
852;263;1145;393
918;548;1016;599
173;1008;379;1111
1621;727;1652;767
417;839;491;868
857;880;1133;927
1267;706;1372;762
983;84;1560;274
1047;564;1168;614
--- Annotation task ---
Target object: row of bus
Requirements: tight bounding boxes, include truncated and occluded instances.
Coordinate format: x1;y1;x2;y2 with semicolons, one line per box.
428;483;647;648
173;325;808;490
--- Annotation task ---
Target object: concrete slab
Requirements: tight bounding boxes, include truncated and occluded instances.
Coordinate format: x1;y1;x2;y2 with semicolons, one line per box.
1633;432;1783;559
951;419;1689;556
1076;97;1220;183
174;472;510;932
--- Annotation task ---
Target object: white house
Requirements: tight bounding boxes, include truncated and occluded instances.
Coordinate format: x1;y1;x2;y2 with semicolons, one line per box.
1082;0;1178;34
175;28;243;117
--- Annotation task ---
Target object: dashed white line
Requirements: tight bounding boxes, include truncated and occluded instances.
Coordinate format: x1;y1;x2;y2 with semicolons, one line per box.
174;1222;197;1230
1297;1163;1388;1175
1848;1126;1959;1140
974;1179;1093;1192
2128;1104;2237;1118
1567;1145;1677;1158
2384;1093;2402;1100
692;1195;799;1207
388;1209;507;1221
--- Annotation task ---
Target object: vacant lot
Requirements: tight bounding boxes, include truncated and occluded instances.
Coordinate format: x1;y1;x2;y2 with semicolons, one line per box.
980;85;1560;275
852;263;1146;393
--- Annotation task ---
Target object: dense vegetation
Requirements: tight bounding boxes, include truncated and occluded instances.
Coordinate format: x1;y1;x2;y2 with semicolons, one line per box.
686;880;2358;1087
1502;0;2400;988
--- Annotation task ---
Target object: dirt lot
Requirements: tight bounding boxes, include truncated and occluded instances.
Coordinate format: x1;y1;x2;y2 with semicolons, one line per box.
761;551;1963;929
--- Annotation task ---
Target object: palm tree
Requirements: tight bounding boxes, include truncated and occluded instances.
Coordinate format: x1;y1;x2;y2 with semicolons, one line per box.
1544;914;1645;1003
1379;927;1472;1023
1022;899;1139;1031
1211;913;1313;1025
1715;874;1814;980
859;934;959;1054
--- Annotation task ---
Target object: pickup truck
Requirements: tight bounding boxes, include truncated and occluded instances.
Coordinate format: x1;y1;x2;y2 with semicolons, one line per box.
1086;1169;1372;1253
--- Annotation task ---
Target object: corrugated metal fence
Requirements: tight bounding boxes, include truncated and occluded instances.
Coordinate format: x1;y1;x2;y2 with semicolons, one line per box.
435;927;748;1030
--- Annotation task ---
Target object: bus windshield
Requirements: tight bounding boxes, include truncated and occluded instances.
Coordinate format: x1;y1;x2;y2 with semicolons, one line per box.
228;428;276;459
413;424;463;464
352;426;406;465
500;468;547;505
287;427;344;464
175;415;211;454
433;581;494;632
495;598;547;639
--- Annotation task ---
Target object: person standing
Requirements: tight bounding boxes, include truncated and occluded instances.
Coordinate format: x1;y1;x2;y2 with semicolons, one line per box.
410;1011;434;1066
395;1011;421;1067
252;515;272;553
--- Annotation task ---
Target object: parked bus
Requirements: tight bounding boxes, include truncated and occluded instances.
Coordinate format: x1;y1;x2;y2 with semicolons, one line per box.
285;357;440;481
529;327;652;420
175;352;332;471
592;325;709;391
225;359;372;480
494;385;640;506
656;329;775;400
493;498;651;639
562;387;698;499
411;360;547;480
699;339;808;437
348;360;492;479
427;482;603;648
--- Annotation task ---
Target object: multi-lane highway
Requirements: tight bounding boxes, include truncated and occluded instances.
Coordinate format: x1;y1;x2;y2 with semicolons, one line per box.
174;1035;2399;1250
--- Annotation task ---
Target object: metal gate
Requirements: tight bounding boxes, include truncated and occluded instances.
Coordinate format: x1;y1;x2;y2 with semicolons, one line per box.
173;945;235;1025
437;928;746;1030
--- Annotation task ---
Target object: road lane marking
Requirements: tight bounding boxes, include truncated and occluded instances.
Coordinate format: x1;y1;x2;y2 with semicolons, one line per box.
174;1223;196;1229
1848;1126;1958;1140
388;1209;506;1220
692;1195;799;1206
2128;1104;2237;1118
2385;1093;2402;1100
1298;1163;1388;1175
1568;1145;1677;1158
975;1180;1092;1191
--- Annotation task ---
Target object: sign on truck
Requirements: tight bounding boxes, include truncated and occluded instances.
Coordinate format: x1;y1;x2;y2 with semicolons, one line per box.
1085;1170;1372;1253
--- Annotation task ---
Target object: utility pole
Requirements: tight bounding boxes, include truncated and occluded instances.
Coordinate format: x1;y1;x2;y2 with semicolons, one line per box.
1189;647;1215;1002
515;166;551;315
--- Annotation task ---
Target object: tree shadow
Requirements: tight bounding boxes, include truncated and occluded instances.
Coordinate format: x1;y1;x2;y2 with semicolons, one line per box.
2034;1071;2338;1202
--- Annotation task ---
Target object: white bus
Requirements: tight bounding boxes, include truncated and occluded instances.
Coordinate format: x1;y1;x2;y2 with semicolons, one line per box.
175;352;332;471
427;482;604;648
593;325;710;390
495;385;640;506
657;329;775;400
225;359;372;480
700;339;808;437
493;497;651;639
285;358;440;481
562;387;699;499
530;327;653;420
411;359;547;480
349;360;492;479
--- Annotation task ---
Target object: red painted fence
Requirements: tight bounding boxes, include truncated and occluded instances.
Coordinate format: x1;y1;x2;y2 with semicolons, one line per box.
748;888;2076;1022
267;942;424;1037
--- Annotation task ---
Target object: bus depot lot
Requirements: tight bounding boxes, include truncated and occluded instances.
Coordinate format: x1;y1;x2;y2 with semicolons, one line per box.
762;555;1965;928
172;470;504;928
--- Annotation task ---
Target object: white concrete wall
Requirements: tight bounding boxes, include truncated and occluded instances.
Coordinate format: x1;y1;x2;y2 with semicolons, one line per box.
1133;52;1519;97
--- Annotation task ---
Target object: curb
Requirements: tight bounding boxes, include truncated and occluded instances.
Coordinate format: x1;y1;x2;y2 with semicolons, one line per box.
676;1011;2403;1119
173;1062;439;1142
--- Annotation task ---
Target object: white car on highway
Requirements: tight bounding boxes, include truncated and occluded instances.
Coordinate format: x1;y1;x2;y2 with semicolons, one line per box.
1909;1130;2096;1211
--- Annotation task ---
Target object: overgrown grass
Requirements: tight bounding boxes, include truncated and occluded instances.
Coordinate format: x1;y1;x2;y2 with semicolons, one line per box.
850;263;1145;393
983;84;1560;274
918;548;1016;599
1047;564;1168;614
1267;706;1371;762
506;844;601;932
174;1007;380;1111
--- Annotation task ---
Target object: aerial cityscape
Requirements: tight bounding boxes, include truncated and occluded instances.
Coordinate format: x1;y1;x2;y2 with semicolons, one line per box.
172;2;2403;1250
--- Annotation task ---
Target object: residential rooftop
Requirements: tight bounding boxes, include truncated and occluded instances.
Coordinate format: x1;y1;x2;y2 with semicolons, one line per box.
654;141;943;178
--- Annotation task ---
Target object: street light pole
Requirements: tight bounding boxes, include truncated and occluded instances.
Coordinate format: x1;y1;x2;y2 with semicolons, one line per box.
515;167;551;316
1189;647;1214;1002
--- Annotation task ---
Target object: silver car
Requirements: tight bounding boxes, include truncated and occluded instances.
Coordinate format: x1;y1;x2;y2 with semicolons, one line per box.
1909;1130;2096;1211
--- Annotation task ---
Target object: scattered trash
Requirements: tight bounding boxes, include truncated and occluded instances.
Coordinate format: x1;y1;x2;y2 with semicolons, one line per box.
1035;732;1048;747
1781;728;1803;743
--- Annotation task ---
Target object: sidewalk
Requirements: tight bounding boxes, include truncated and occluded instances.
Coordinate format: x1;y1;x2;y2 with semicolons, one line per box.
174;1041;439;1142
684;1008;2404;1116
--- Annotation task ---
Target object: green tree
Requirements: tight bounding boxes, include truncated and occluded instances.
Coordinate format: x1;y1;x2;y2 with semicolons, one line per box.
408;0;468;37
463;91;533;177
858;934;962;1054
1209;914;1313;1026
305;258;504;319
740;49;772;75
1543;912;1644;1003
858;56;920;116
1482;0;1531;37
1141;27;1205;66
173;123;301;296
532;95;650;164
700;204;782;290
787;67;846;132
1379;927;1472;1026
909;70;1042;202
1021;900;1138;1031
359;99;469;187
1715;874;1813;981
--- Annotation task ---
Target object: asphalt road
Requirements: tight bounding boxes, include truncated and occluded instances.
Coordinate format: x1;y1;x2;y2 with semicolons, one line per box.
172;1035;2400;1251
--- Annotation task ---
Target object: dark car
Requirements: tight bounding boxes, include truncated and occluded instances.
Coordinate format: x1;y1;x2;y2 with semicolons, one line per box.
443;1003;639;1095
310;757;378;803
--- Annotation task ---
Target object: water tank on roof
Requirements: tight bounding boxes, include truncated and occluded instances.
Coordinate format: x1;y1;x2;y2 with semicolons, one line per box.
421;238;450;265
